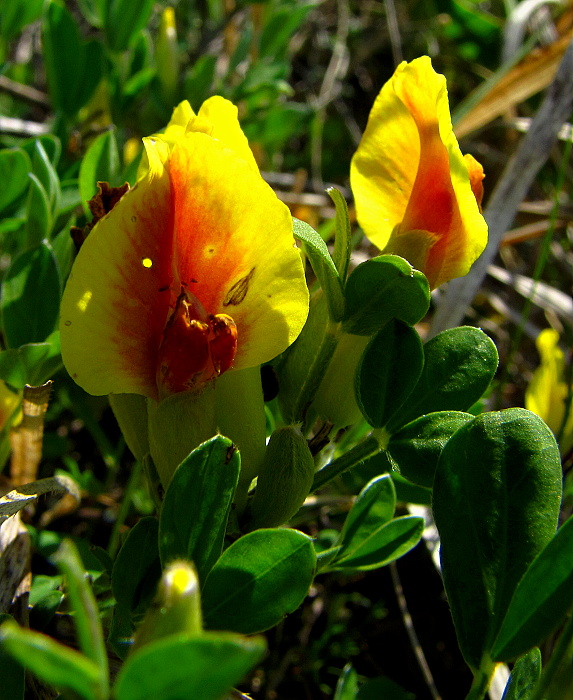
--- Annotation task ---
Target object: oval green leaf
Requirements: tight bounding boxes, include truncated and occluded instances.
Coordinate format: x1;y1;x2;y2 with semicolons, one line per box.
342;255;430;335
0;149;31;215
433;408;562;671
492;514;573;662
386;326;498;434
388;411;475;488
202;528;316;634
356;320;424;428
159;436;240;583
340;475;396;547
114;633;265;700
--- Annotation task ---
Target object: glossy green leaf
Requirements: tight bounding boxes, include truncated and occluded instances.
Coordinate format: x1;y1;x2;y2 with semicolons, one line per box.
329;187;352;281
114;632;266;700
52;540;108;694
0;332;62;389
0;0;44;38
21;135;61;168
159;436;240;583
342;255;430;335
0;620;101;700
202;529;315;634
433;408;562;671
25;173;52;247
341;475;396;545
331;515;423;571
112;517;161;625
0;615;24;700
105;0;155;50
493;514;573;662
79;130;121;215
43;0;103;117
334;664;358;700
356;320;424;429
293;217;345;320
501;648;541;700
1;242;61;348
386;327;498;433
388;411;475;487
0;149;31;215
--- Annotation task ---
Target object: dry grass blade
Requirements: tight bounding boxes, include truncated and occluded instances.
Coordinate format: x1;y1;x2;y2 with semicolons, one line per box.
9;382;52;487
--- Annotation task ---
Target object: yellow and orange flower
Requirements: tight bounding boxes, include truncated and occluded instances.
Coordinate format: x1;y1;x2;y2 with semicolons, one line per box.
350;57;487;289
60;97;309;403
526;328;573;456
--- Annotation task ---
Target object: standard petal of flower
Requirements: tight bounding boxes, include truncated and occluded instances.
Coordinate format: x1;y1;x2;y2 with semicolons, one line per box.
169;133;308;370
60;154;173;401
351;57;488;288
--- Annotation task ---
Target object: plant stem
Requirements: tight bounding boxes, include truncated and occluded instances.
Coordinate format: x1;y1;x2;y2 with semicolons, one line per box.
107;459;143;558
465;665;494;700
311;434;381;491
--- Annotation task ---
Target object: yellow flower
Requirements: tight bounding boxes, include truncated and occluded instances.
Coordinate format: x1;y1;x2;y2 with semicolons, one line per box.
60;97;309;403
350;57;488;289
526;328;573;455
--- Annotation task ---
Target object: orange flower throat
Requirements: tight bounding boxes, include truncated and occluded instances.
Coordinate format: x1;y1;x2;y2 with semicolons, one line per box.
157;288;238;397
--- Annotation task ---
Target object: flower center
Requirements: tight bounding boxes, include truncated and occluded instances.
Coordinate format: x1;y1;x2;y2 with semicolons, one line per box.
156;288;238;397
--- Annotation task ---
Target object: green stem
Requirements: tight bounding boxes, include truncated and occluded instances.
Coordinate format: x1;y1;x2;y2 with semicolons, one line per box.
464;664;494;700
530;606;573;700
311;435;381;492
107;459;143;558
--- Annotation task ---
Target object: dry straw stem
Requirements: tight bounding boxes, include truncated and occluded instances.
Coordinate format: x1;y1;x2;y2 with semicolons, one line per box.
430;37;573;336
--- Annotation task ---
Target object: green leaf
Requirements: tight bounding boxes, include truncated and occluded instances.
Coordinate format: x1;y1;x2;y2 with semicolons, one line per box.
342;255;430;335
0;332;62;389
386;327;498;433
501;648;541;700
105;0;155;50
258;3;314;60
293;217;345;321
185;55;218;112
112;517;161;625
79;130;121;214
77;0;106;27
1;242;61;348
114;632;266;700
334;664;358;700
159;436;240;583
0;615;24;700
52;540;109;695
0;149;31;215
332;515;423;571
25;173;52;246
492;513;573;662
340;475;396;544
30;140;61;215
0;0;44;39
328;188;352;281
0;620;101;700
42;0;103;117
387;411;475;488
202;529;316;634
356;320;424;429
433;408;562;671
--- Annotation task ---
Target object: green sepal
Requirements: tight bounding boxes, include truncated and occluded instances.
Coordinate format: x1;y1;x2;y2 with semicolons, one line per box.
109;393;149;463
342;255;430;336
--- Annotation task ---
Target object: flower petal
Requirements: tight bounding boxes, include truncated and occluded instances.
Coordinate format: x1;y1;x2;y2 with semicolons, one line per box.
169;133;308;371
60;150;173;400
350;57;488;288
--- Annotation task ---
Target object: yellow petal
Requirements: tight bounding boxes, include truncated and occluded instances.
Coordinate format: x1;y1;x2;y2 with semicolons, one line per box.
61;117;309;401
350;56;488;288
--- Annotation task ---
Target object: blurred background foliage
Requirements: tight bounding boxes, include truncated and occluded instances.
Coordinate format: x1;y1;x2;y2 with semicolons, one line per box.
0;0;573;698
